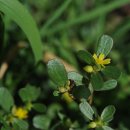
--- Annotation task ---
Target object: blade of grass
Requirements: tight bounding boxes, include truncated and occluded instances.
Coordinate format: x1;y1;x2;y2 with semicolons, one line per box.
113;19;130;40
0;15;4;57
40;0;72;36
0;0;43;62
42;0;130;36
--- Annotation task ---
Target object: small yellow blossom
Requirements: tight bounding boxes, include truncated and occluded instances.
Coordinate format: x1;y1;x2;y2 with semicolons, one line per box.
12;106;28;119
93;53;111;67
58;80;73;103
59;87;67;93
59;80;71;93
84;65;94;73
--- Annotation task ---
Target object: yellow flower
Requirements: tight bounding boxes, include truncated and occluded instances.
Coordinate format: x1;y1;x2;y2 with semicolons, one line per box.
12;106;28;119
93;53;111;67
59;80;71;93
84;65;94;73
59;87;68;93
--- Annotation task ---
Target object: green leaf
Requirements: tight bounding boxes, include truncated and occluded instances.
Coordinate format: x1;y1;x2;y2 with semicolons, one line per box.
0;87;14;111
47;103;62;119
96;35;113;57
13;119;29;130
79;99;94;120
96;126;114;130
100;80;117;91
19;85;40;102
68;71;83;86
73;85;91;99
102;126;114;130
47;59;68;87
78;50;95;64
33;103;46;113
91;73;104;91
0;0;43;62
101;105;116;123
33;115;51;130
102;66;121;79
0;115;11;129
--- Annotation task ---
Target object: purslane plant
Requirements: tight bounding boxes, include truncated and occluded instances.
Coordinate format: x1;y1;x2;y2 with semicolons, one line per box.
0;35;121;130
47;35;121;130
0;85;47;130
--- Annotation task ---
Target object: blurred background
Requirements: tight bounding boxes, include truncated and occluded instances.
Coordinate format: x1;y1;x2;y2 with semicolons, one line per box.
0;0;130;129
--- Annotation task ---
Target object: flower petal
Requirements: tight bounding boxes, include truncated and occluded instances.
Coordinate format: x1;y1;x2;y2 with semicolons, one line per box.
93;53;97;60
99;53;105;60
102;58;111;64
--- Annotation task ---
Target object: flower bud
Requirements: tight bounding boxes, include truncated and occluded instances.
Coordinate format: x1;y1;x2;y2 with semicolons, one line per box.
88;122;97;128
84;65;94;73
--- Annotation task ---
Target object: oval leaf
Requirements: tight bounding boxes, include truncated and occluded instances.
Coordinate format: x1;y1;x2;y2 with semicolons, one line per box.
68;71;83;86
33;115;51;129
19;85;40;102
79;99;94;120
101;105;116;123
102;126;114;130
91;73;104;91
33;103;46;113
47;59;68;87
100;80;117;91
73;85;91;99
0;0;43;62
78;50;95;64
13;119;29;130
0;87;14;111
96;35;113;57
102;66;121;79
